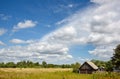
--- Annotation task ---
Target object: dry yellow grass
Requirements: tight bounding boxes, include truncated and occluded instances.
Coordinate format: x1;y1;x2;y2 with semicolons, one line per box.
0;68;72;73
0;68;92;79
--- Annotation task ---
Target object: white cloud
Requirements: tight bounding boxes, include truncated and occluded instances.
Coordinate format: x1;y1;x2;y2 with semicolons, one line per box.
13;20;37;32
0;41;5;46
10;39;25;44
0;28;7;36
41;26;77;45
91;0;113;4
42;0;120;60
0;41;72;63
10;39;34;44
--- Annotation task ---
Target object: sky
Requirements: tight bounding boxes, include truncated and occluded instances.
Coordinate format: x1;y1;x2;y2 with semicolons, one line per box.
0;0;120;64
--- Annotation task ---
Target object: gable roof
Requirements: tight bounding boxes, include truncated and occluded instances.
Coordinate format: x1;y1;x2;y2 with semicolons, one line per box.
86;61;98;70
80;61;98;70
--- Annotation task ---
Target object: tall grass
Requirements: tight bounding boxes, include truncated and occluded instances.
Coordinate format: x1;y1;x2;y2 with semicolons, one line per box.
0;68;120;79
92;72;120;79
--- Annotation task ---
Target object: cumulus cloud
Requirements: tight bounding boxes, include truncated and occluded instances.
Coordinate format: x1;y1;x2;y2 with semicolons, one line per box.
41;0;120;60
10;39;34;44
0;41;72;62
0;0;119;62
13;20;37;32
0;28;7;36
89;45;114;58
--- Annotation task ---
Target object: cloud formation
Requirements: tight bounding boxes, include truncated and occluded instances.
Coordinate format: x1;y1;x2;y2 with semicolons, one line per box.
10;39;34;44
0;0;119;63
13;20;37;32
41;0;120;60
0;41;72;63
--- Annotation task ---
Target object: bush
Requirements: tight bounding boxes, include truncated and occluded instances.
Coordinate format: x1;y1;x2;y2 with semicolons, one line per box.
72;62;80;73
72;68;79;73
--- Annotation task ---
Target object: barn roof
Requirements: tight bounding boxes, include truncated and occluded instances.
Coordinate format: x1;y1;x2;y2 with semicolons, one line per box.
79;61;98;70
85;61;98;70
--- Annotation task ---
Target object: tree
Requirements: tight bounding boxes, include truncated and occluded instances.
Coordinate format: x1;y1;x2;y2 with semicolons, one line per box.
17;61;25;68
72;62;81;73
34;62;40;67
26;60;34;67
91;59;114;71
105;61;113;71
6;62;16;68
91;59;106;68
47;64;54;68
42;61;47;68
111;44;120;70
0;62;5;68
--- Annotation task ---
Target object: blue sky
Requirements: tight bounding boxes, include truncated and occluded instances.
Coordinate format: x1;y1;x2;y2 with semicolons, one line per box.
0;0;120;64
0;0;91;43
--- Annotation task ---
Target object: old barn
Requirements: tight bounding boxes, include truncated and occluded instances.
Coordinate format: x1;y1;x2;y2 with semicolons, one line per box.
79;61;98;74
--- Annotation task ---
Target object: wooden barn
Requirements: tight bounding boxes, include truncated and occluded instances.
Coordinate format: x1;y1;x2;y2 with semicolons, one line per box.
79;61;98;74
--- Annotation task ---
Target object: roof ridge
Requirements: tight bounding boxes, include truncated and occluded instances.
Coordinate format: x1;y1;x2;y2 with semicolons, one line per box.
86;61;98;70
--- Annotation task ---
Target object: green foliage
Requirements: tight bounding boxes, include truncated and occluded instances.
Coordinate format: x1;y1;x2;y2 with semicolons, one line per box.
0;62;5;68
42;61;47;68
91;59;106;68
91;59;113;71
0;60;41;68
72;62;81;73
6;62;16;68
111;44;120;69
61;64;71;68
92;72;120;79
105;61;113;72
0;60;75;68
47;64;55;68
16;60;38;68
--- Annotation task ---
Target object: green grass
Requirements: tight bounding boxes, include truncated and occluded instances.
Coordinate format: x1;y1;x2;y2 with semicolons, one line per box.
0;68;120;79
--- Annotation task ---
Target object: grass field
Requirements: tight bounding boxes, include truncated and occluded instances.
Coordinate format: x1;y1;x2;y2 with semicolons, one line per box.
0;68;120;79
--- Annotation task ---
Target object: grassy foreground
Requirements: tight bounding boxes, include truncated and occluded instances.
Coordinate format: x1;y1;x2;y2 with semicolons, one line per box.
0;68;120;79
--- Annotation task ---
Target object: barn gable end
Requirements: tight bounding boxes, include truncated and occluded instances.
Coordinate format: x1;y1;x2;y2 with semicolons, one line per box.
79;61;98;74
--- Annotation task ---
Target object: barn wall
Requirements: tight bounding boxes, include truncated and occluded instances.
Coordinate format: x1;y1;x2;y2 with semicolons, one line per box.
79;63;96;74
80;63;92;70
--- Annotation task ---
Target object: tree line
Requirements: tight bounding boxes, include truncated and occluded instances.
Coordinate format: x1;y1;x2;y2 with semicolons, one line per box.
0;60;80;69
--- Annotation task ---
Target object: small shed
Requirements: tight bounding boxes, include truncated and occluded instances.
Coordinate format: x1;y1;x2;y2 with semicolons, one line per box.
79;61;98;74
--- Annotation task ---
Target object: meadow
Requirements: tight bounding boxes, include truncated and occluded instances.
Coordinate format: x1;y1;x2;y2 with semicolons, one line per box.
0;68;120;79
